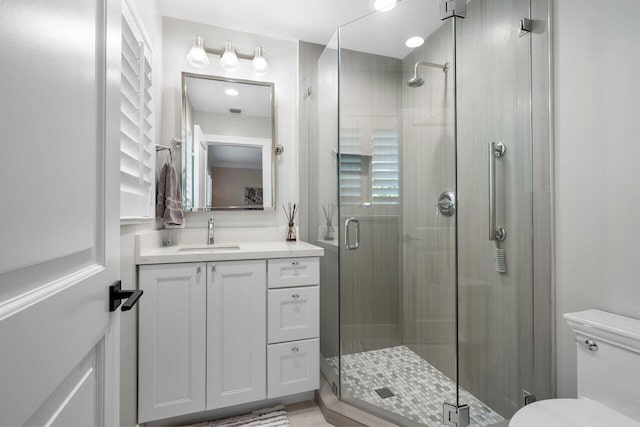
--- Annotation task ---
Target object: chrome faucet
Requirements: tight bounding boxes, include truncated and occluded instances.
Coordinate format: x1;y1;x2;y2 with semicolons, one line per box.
207;216;215;245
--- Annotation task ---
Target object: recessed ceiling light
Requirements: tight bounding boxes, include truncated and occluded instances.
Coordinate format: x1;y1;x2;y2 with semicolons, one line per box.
224;88;239;96
373;0;397;12
405;36;425;48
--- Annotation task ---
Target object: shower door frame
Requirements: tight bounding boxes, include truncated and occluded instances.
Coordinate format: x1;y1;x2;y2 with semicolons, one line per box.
321;0;554;424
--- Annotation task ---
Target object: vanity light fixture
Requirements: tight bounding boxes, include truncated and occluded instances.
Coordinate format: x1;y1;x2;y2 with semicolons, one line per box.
405;36;425;48
224;88;240;96
186;35;210;68
219;41;239;70
185;36;270;76
373;0;397;12
252;47;269;76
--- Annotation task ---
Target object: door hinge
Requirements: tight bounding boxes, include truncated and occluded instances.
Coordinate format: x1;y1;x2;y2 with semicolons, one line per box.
440;0;466;20
331;382;338;395
519;18;532;37
443;403;470;427
523;390;537;406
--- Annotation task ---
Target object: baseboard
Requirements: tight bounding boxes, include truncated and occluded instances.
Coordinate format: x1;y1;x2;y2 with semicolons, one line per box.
315;377;398;427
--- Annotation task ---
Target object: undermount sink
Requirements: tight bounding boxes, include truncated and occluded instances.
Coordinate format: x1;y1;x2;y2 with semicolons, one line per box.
177;243;241;252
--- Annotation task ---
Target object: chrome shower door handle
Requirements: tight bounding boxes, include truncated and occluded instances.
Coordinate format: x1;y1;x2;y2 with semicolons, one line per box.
344;217;360;251
489;141;507;241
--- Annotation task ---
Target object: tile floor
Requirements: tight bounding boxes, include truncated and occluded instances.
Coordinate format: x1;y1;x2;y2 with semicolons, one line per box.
327;346;505;427
286;401;333;427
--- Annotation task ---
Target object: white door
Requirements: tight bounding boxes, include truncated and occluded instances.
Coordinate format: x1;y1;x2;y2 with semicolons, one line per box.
138;263;206;423
207;260;267;410
0;0;123;425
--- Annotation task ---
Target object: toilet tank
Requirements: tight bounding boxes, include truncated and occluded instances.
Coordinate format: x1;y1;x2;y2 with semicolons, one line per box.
565;310;640;422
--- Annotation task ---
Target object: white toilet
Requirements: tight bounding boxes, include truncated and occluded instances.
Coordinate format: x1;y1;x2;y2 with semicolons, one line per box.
510;309;640;426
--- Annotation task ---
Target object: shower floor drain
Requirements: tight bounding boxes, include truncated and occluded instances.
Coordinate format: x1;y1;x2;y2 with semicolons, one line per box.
375;387;395;399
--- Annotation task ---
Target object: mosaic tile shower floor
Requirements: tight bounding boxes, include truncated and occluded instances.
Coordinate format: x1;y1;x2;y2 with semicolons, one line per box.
327;346;505;426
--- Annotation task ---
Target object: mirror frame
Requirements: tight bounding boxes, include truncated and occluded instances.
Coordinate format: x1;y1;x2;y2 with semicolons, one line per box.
181;72;276;211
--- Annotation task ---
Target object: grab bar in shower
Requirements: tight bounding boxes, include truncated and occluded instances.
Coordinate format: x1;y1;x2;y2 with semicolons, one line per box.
489;141;507;241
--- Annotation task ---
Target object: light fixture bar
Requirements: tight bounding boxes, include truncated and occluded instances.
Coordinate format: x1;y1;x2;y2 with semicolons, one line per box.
204;47;256;61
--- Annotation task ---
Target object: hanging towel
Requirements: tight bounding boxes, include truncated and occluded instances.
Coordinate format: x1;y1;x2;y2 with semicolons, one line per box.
156;163;184;226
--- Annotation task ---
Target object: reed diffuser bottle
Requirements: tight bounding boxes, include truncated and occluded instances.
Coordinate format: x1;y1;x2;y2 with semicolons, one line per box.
283;202;299;242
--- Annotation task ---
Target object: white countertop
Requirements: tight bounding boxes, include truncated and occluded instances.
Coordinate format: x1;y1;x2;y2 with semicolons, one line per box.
136;239;324;265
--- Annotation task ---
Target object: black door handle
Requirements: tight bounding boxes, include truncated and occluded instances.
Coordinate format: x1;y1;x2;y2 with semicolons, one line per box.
109;280;143;312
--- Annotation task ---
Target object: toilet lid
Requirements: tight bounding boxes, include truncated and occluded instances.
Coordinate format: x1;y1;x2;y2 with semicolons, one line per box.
509;399;640;427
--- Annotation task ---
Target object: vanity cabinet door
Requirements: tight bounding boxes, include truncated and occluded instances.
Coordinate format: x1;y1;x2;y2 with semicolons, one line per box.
207;260;267;410
138;263;206;423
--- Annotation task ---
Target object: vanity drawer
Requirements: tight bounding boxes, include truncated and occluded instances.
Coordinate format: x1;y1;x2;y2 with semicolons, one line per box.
268;286;319;344
267;338;319;399
267;257;319;288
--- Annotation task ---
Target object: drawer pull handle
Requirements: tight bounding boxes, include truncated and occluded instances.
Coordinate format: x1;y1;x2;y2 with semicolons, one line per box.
291;261;299;266
211;265;216;273
291;347;299;353
197;266;202;274
292;294;300;299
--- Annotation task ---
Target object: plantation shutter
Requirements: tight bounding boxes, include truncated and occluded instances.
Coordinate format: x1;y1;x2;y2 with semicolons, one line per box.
120;1;154;219
371;129;399;205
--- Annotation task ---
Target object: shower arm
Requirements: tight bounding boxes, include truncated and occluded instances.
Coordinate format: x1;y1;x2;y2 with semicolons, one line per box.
414;61;449;75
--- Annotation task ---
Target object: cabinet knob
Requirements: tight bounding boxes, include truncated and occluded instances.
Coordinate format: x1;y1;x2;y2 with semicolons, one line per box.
291;346;299;353
197;266;202;274
291;261;299;266
211;265;216;273
292;293;300;299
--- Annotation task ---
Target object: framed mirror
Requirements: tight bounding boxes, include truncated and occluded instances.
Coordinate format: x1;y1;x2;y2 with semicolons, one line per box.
181;72;275;211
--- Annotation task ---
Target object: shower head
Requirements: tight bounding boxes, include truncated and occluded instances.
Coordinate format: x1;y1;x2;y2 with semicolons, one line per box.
407;60;449;88
407;74;425;88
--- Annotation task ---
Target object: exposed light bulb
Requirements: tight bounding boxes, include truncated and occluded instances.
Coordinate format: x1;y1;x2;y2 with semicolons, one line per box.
373;0;397;12
186;35;209;68
219;41;239;70
252;46;269;76
224;88;239;96
405;36;425;48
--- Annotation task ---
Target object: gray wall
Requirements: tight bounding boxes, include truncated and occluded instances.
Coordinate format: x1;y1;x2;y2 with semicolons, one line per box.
553;0;640;398
401;19;456;384
338;48;402;355
211;166;262;206
455;0;535;417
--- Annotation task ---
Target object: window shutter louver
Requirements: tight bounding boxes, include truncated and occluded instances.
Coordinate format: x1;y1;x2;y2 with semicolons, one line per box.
371;129;399;205
120;1;154;219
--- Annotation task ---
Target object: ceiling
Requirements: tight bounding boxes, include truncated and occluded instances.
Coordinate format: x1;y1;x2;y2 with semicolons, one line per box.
159;0;446;59
186;77;272;117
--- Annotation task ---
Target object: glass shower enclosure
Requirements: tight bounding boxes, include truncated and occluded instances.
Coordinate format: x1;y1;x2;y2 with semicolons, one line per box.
308;0;534;425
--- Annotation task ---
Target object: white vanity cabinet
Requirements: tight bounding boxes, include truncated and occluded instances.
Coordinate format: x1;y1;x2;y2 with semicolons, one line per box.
266;257;320;398
136;247;321;424
138;263;207;423
207;260;267;410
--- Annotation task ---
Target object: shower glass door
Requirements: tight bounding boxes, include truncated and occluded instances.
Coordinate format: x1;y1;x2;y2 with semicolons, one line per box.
338;3;459;425
335;0;534;425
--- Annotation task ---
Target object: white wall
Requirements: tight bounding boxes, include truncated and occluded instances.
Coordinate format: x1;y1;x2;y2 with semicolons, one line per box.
120;0;163;425
554;0;640;398
162;17;299;229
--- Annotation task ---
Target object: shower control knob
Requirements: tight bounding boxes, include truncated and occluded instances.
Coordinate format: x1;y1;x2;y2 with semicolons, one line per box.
436;191;456;217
